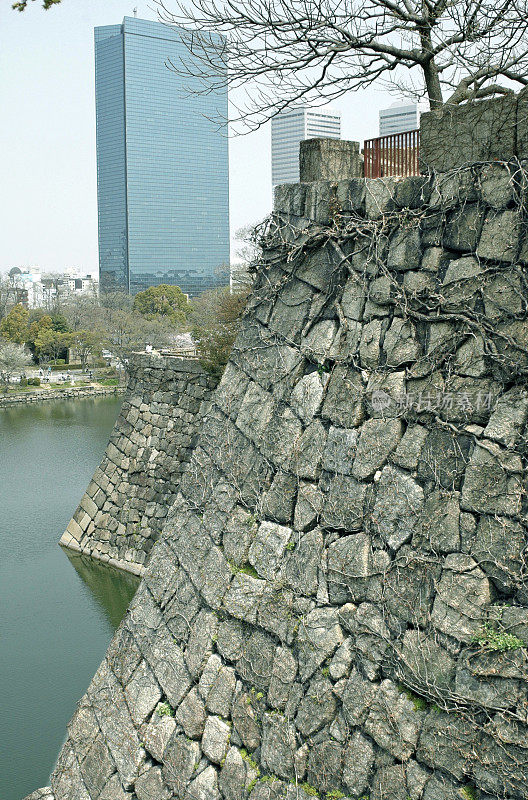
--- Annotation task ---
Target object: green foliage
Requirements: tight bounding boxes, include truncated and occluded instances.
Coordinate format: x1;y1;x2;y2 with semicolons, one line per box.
461;784;480;800
133;284;191;324
97;378;120;386
34;328;71;363
27;377;41;386
191;286;249;376
326;792;345;799
229;561;260;579
156;701;175;717
471;622;525;652
0;304;29;343
13;0;62;9
398;685;429;711
301;783;319;797
50;313;70;333
240;748;260;773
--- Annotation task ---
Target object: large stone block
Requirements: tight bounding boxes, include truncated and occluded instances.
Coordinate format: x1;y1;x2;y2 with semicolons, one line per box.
461;440;523;516
364;679;424;761
420;95;518;171
321;474;367;530
477;208;521;262
261;714;296;779
299;138;363;182
371;466;424;550
431;553;493;642
352;418;403;479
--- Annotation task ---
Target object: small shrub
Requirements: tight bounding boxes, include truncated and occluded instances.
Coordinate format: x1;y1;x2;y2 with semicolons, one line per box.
461;784;480;800
156;701;175;717
240;748;260;773
98;377;120;386
229;561;260;579
301;783;319;797
471;622;525;652
28;377;41;386
51;362;83;371
19;377;28;386
398;684;428;711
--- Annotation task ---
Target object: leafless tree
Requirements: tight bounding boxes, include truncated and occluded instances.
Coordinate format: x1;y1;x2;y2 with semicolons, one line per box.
0;278;16;322
156;0;528;129
0;341;31;393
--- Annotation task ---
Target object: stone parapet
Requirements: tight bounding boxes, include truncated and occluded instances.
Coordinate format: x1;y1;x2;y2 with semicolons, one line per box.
299;137;363;182
420;88;528;171
0;385;124;407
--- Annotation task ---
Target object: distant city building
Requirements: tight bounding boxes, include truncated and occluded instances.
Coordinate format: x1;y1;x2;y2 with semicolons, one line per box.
271;106;341;186
94;17;230;298
7;267;98;309
379;102;422;136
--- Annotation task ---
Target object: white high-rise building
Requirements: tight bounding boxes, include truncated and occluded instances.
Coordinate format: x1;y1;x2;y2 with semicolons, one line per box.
379;102;422;136
272;106;341;186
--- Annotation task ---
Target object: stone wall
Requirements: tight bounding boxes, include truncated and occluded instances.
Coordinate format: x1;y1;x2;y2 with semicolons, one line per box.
28;156;528;800
59;353;218;575
0;385;124;407
420;88;528;171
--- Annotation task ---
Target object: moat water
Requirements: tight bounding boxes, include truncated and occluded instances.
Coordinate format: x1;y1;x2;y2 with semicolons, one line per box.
0;397;139;800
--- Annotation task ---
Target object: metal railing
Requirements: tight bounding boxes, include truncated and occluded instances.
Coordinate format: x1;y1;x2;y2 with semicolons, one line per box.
363;129;420;178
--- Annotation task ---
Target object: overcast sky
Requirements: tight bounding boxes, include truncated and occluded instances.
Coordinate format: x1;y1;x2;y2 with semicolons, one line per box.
0;0;397;276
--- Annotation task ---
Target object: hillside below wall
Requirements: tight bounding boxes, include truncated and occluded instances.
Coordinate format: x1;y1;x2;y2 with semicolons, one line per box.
60;353;218;574
28;159;528;798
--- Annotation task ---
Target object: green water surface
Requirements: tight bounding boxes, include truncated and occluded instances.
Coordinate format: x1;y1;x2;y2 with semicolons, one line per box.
0;397;139;800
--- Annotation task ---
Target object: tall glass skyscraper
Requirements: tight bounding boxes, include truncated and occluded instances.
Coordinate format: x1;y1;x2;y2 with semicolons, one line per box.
95;17;230;297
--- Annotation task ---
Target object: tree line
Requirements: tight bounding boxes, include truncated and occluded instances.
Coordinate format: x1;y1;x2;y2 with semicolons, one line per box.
0;280;249;392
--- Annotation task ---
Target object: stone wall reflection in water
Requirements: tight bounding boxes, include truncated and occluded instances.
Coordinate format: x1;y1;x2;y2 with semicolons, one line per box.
65;553;139;630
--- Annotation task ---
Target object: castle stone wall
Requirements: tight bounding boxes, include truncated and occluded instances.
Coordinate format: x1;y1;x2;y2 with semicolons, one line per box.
60;353;218;574
27;153;528;800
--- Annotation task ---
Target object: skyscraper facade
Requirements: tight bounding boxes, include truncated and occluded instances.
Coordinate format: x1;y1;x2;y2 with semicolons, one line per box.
379;102;421;136
95;17;230;297
271;106;341;186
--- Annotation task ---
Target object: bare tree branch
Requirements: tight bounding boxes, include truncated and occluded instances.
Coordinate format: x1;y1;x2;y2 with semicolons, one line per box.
154;0;528;130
